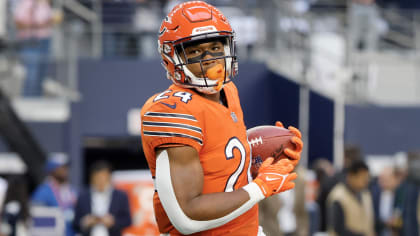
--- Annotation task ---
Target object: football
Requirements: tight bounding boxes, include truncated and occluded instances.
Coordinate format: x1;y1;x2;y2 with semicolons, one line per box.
247;125;295;178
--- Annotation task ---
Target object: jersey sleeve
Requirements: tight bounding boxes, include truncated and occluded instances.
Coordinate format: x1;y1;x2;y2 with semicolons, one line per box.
141;101;203;154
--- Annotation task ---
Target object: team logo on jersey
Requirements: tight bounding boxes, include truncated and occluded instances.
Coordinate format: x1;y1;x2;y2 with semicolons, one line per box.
231;112;238;123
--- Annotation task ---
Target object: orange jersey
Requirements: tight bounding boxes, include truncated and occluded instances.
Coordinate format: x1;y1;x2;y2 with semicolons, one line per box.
140;82;258;235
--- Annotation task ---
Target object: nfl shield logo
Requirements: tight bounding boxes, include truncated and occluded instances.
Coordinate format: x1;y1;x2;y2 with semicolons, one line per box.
231;112;238;123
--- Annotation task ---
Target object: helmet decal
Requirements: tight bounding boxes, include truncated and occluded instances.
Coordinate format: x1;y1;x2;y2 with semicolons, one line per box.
192;26;217;35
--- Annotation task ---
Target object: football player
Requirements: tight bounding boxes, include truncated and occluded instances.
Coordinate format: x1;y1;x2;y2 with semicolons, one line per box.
140;1;303;235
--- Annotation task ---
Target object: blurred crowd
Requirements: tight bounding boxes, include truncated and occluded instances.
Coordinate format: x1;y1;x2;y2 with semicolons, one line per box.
1;0;420;98
0;154;132;236
2;147;419;236
258;145;420;236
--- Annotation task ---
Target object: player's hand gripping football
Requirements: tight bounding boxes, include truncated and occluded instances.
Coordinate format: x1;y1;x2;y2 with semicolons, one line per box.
275;121;303;166
253;157;297;198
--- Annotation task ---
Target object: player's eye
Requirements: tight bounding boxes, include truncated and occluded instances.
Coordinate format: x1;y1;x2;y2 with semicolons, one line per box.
187;48;201;56
213;43;225;51
211;46;221;51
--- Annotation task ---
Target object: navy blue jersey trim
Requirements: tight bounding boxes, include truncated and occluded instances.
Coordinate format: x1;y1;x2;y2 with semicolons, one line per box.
144;112;197;121
143;131;203;145
142;121;202;134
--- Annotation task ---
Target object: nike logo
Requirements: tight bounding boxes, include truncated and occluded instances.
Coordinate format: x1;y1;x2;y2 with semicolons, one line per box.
160;102;176;109
266;176;282;181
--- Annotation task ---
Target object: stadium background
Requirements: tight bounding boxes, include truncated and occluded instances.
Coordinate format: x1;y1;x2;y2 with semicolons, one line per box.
0;0;420;235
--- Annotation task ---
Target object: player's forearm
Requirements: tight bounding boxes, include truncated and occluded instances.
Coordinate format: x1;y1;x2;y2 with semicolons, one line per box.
164;147;253;220
157;149;264;234
181;188;250;221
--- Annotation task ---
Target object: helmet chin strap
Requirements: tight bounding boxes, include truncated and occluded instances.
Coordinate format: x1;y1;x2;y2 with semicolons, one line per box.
195;87;221;95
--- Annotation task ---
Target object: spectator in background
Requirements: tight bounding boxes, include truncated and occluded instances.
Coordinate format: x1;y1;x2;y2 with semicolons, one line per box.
313;158;336;186
327;159;375;236
73;161;131;236
347;0;380;52
279;166;309;236
312;156;336;230
370;166;403;236
0;176;30;236
31;153;77;236
316;145;361;232
13;0;62;97
259;166;309;236
258;192;283;236
399;151;420;236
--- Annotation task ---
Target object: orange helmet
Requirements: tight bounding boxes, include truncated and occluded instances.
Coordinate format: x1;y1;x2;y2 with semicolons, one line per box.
158;1;237;94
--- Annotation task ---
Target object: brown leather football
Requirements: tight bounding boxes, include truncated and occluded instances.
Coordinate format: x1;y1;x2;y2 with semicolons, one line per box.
247;125;295;178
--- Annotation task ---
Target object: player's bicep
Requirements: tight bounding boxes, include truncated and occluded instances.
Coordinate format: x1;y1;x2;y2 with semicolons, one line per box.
156;145;203;217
